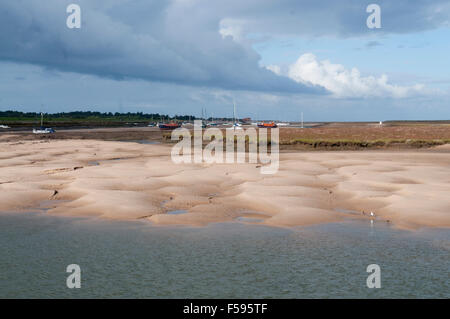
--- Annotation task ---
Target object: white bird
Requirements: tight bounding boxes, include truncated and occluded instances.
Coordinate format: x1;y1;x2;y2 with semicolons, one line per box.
370;211;375;217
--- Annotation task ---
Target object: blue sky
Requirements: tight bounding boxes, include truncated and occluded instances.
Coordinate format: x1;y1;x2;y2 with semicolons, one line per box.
0;0;449;121
254;27;450;89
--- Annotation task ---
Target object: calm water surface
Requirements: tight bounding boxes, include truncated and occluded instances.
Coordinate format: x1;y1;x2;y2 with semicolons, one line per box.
0;212;448;298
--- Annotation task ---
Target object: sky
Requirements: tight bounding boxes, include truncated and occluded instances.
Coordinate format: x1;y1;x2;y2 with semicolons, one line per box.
0;0;449;121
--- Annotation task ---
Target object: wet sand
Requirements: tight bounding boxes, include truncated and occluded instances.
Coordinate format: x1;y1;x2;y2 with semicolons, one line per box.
0;139;449;229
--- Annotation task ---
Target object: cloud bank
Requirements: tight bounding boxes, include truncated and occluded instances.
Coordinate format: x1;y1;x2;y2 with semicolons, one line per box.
0;0;323;94
223;0;450;37
0;0;449;95
284;54;428;98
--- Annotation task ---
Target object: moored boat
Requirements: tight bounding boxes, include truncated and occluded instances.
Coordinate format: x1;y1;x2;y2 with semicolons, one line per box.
158;122;181;130
33;127;55;134
32;113;55;134
257;122;278;128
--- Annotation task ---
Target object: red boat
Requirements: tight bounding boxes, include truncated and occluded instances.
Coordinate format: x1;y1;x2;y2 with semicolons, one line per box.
158;122;181;130
257;122;278;128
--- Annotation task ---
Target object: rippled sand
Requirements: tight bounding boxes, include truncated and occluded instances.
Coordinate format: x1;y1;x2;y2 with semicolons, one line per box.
0;139;449;229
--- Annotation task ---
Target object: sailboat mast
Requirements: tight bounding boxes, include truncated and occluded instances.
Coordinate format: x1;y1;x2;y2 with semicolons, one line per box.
233;100;236;124
301;112;304;128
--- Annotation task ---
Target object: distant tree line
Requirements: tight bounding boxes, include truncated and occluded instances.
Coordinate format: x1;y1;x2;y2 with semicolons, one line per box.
0;110;200;121
0;110;234;122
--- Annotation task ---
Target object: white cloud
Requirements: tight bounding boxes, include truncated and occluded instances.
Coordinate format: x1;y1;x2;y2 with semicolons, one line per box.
265;65;281;75
284;53;428;98
219;18;244;42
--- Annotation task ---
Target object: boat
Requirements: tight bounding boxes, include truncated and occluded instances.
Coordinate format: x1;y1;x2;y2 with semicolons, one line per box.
33;127;55;134
158;122;181;130
257;122;278;128
232;100;242;130
0;125;10;129
33;113;55;134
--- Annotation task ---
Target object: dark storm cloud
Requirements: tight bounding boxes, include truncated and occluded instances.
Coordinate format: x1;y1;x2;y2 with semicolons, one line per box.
0;0;324;94
0;0;448;93
218;0;450;36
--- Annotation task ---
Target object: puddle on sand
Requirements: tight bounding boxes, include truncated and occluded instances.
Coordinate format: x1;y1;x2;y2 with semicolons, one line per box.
334;208;363;216
236;212;269;224
236;216;263;223
120;140;161;145
334;208;389;223
167;210;188;215
34;200;70;212
89;158;129;165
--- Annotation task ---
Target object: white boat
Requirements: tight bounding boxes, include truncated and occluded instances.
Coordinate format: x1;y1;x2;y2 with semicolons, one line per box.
0;125;10;129
232;100;242;130
33;128;55;134
32;113;55;134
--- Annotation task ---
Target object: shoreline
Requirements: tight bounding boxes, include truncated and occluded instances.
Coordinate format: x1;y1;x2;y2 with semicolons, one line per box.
0;139;449;230
2;124;450;151
3;208;450;238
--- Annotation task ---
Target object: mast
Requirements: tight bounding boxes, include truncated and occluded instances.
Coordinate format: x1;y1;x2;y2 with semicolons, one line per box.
233;100;237;124
301;112;304;128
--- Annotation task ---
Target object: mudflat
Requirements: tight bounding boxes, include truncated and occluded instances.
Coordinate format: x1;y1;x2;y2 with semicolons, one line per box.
0;138;449;230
